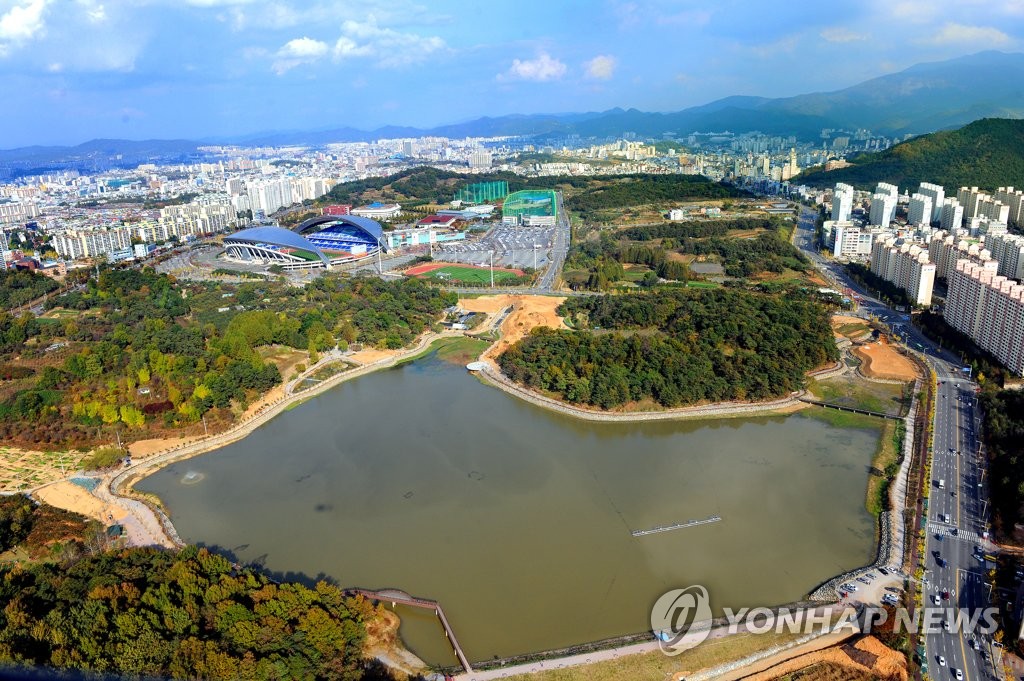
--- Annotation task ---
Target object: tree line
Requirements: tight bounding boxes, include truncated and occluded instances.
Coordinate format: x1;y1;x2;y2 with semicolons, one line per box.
0;269;59;309
979;389;1024;538
498;288;837;409
0;268;455;448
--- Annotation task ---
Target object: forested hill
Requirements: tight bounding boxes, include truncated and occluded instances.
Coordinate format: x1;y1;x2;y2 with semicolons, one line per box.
798;118;1024;192
498;288;837;410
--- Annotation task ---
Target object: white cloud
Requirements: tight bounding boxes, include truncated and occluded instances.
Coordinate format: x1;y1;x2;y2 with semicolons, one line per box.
499;52;567;82
926;22;1011;45
272;36;328;74
584;54;616;80
0;0;47;42
332;17;446;68
820;27;866;43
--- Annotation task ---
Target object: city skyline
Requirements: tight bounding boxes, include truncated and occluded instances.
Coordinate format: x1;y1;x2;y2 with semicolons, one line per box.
0;0;1023;147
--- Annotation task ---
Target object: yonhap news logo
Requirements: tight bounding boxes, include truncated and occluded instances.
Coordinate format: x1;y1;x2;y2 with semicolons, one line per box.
650;585;714;655
651;586;1000;656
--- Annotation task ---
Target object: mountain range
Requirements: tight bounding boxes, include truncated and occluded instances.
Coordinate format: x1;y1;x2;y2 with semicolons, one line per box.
2;50;1024;170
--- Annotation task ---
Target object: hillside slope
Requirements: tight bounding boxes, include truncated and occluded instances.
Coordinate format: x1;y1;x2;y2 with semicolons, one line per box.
797;118;1024;191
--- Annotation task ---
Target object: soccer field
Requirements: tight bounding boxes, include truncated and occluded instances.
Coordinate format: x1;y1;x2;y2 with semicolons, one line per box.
418;265;521;284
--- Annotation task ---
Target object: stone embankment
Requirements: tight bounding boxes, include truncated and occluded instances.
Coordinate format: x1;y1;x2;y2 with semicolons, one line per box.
809;379;919;601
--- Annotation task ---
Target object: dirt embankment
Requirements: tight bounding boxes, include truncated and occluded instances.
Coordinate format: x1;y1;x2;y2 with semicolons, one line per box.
362;607;428;679
744;635;906;681
853;340;920;381
459;294;568;362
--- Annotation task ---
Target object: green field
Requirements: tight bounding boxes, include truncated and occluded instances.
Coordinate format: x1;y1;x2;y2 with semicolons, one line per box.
420;265;521;284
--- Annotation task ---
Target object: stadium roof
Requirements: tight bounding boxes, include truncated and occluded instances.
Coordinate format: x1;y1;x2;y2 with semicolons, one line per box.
225;226;329;264
294;215;387;251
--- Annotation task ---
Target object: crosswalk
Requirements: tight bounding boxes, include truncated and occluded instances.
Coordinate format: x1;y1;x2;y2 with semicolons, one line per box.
928;522;984;543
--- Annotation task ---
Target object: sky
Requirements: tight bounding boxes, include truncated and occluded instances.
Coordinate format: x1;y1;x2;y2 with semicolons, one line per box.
0;0;1023;147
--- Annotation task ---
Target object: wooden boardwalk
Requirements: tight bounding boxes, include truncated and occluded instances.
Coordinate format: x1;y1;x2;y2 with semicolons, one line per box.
347;587;472;674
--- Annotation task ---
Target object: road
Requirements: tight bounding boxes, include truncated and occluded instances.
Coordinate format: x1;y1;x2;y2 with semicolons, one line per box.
793;207;999;681
535;191;570;291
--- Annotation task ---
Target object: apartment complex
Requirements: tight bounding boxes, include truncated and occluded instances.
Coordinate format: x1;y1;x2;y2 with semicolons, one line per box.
927;231;991;280
945;259;1024;376
869;237;936;306
983;232;1024;281
51;197;241;261
831;222;878;258
51;228;133;260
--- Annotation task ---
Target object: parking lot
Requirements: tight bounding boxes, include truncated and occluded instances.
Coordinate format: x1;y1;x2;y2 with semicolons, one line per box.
432;223;555;270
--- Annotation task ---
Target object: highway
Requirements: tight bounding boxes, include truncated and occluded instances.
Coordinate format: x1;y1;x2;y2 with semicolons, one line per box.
793;206;999;681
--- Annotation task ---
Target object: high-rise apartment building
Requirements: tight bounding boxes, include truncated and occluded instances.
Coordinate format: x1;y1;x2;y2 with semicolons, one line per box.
983;232;1024;281
908;193;933;227
869;238;935;306
939;198;964;231
832;183;854;222
869;182;898;226
945;260;1024;376
917;182;945;224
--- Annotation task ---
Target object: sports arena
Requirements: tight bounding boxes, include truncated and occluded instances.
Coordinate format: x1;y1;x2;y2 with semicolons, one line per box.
223;215;387;270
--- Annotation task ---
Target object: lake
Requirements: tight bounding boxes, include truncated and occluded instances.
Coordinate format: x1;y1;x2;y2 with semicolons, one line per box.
138;353;879;666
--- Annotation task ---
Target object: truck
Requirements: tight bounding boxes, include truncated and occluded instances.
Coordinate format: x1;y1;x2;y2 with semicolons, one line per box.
939;479;945;489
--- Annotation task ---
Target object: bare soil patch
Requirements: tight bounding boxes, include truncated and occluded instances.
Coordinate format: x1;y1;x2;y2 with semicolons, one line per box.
460;295;568;362
853;340;920;381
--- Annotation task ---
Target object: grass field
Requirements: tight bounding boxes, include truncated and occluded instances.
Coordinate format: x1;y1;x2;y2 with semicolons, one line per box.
807;375;909;417
417;264;521;284
866;420;903;516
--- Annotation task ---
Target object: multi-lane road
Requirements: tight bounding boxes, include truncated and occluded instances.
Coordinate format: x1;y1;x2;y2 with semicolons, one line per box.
793;207;1000;681
535;191;570;291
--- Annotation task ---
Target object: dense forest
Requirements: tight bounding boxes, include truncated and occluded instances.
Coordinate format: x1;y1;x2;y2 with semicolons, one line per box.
0;268;455;448
565;218;807;290
798;118;1024;191
498;289;837;409
979;389;1024;538
0;269;59;309
0;543;381;679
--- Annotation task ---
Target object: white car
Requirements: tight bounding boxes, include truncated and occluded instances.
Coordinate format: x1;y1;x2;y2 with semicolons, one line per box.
938;655;946;666
943;620;951;632
955;669;963;680
933;594;941;605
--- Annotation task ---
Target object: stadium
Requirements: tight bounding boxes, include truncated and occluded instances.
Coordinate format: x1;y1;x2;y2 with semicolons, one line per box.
223;215;387;270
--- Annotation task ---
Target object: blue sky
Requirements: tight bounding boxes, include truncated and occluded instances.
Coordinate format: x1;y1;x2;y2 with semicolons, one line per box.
0;0;1022;146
